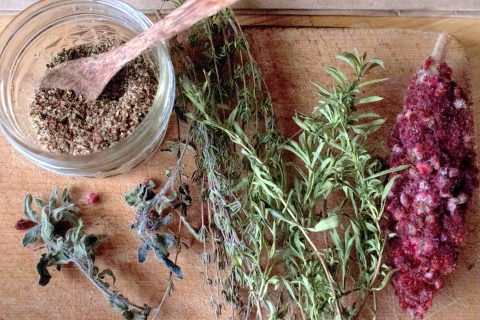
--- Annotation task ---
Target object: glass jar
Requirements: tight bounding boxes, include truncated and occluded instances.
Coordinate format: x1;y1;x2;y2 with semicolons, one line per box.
0;0;175;177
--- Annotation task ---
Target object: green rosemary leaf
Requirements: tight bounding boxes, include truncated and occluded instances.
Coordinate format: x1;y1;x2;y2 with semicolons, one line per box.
348;112;381;122
336;52;361;73
381;174;402;203
357;96;384;105
269;209;297;227
367;163;410;181
363;58;385;73
307;215;339;233
168;4;398;317
373;268;397;291
325;67;349;86
357;77;389;88
311;81;333;98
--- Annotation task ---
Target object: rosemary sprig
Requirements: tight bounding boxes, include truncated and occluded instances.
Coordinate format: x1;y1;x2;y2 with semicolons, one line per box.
17;187;150;320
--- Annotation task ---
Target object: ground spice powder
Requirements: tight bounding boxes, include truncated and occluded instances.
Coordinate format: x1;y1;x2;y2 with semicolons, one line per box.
30;39;158;155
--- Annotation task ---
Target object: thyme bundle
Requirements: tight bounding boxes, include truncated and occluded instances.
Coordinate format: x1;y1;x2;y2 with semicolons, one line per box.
169;5;407;318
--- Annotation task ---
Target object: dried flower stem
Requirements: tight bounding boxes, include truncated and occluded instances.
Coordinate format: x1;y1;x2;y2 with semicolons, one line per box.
19;187;150;319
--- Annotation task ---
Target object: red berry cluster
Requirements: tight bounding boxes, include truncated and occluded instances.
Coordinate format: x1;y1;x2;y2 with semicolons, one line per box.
386;57;479;319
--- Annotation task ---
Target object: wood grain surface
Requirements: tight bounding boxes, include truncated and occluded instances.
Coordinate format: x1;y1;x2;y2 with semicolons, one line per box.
0;16;479;320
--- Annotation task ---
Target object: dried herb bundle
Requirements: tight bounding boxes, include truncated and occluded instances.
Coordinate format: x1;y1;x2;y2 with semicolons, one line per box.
168;5;407;318
17;187;150;320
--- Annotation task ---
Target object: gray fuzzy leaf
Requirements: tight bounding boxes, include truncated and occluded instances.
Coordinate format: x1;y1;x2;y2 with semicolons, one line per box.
48;186;59;211
41;208;53;239
109;295;129;312
24;195;38;222
34;197;45;209
61;188;71;204
153;250;183;279
132;309;148;320
138;242;150;263
22;225;41;247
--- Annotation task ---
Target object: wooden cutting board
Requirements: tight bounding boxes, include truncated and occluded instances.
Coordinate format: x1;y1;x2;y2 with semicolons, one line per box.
0;27;478;320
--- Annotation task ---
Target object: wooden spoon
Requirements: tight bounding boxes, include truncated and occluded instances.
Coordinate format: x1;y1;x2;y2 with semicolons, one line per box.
39;0;238;101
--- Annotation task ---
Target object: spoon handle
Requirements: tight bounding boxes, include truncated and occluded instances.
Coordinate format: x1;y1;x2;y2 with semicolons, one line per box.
112;0;238;68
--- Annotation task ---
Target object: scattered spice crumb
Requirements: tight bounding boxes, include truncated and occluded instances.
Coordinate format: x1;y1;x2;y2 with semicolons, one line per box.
30;39;158;155
86;192;100;204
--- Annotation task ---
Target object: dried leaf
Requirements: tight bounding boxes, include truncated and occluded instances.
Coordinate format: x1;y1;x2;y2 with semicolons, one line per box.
23;195;37;222
153;250;183;280
22;225;41;247
36;255;52;286
138;242;151;263
98;268;116;285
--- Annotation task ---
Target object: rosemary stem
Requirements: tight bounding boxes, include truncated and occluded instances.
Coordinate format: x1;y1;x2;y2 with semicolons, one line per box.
278;197;343;320
353;255;383;320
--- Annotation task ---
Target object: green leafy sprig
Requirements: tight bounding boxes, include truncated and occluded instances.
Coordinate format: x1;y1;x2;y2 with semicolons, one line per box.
18;187;150;320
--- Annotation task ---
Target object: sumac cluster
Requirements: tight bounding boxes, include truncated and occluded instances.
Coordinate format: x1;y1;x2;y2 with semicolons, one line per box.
386;56;479;318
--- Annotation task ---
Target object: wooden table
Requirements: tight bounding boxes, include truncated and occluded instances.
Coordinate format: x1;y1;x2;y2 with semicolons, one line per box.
1;14;480;320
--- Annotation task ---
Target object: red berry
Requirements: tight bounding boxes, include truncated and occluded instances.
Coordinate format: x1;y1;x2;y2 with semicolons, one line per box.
86;192;99;204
